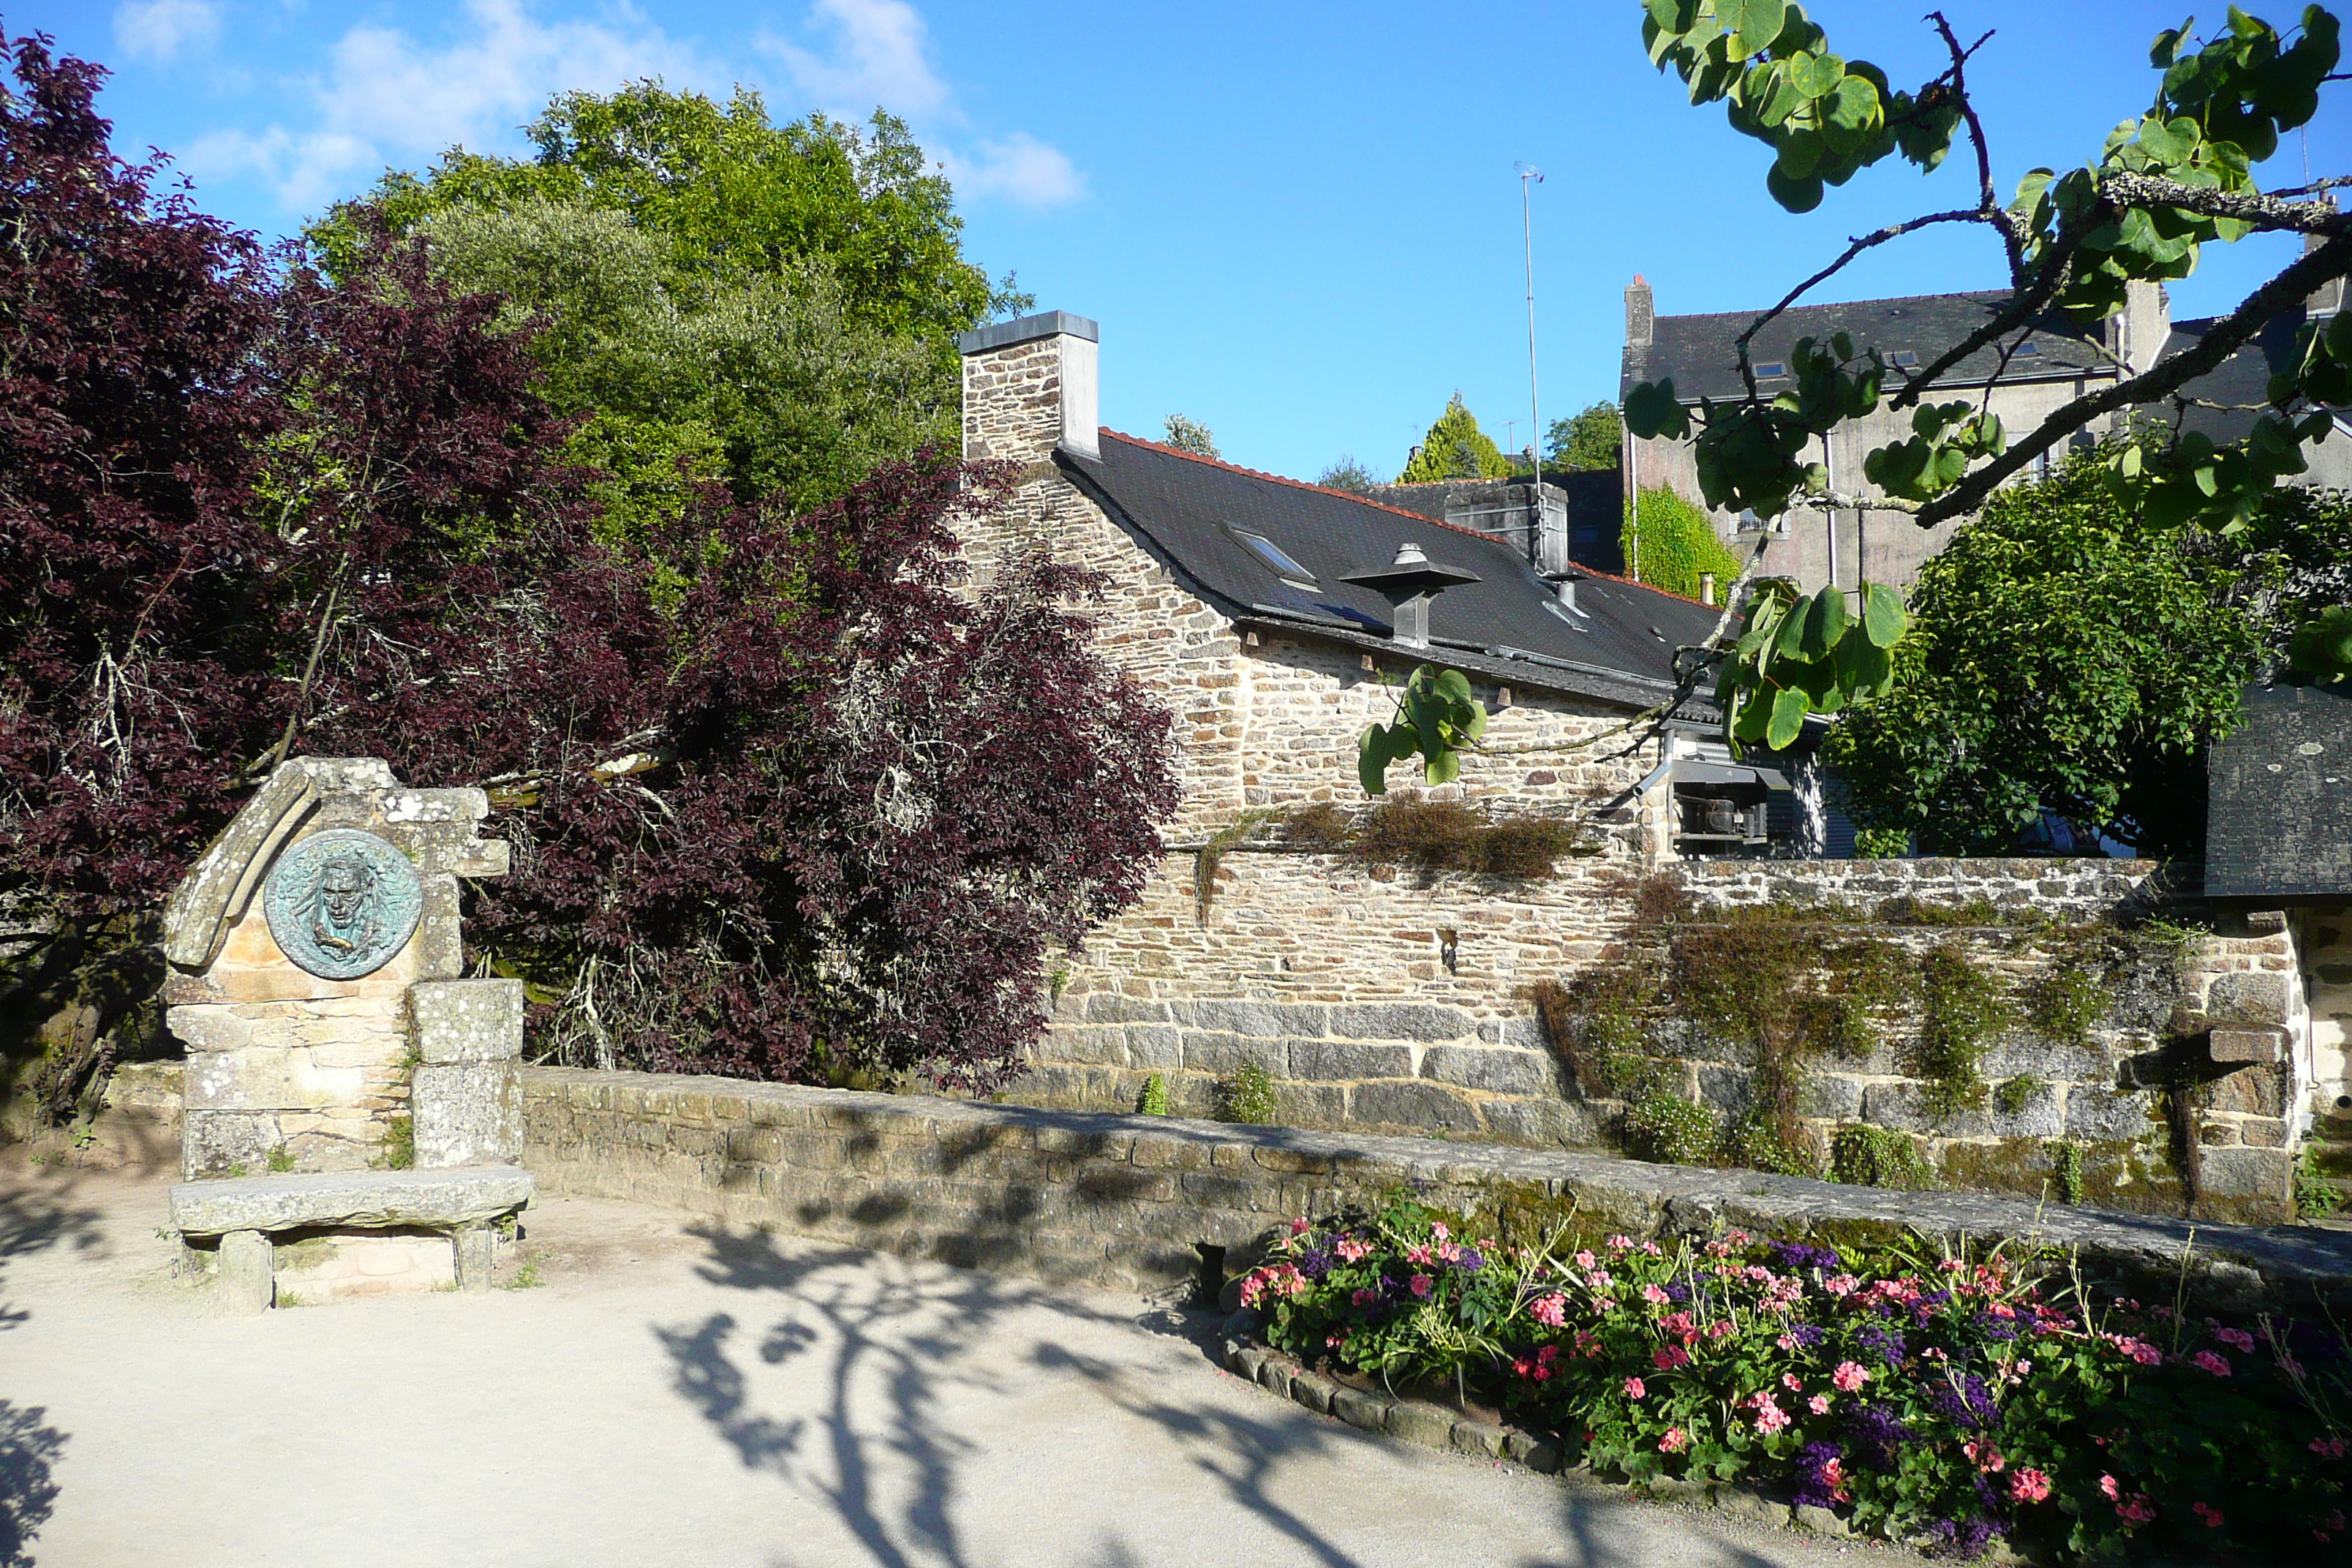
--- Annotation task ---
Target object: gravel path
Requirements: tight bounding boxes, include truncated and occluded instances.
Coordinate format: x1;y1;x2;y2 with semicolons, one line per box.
0;1166;1929;1568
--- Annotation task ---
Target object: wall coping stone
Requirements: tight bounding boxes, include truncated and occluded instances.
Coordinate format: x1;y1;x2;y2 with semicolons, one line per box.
522;1068;2352;1308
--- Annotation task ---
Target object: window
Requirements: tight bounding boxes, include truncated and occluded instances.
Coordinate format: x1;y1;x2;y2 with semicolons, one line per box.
1754;361;1787;378
1889;350;1919;368
2011;339;2041;357
1229;528;1316;587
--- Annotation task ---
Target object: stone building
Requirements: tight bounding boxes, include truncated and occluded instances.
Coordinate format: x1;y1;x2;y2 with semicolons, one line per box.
1621;250;2351;597
953;309;1812;1137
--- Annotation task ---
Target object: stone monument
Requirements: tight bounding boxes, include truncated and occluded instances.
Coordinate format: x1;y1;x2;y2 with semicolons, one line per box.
160;757;534;1310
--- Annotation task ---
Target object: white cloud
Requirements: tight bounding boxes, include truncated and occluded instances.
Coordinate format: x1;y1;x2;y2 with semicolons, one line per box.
182;0;1081;218
186;0;715;212
758;0;950;121
114;0;224;64
939;133;1085;211
758;0;1083;211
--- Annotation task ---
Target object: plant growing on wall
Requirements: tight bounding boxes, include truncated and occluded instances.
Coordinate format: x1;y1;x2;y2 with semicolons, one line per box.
1618;485;1744;601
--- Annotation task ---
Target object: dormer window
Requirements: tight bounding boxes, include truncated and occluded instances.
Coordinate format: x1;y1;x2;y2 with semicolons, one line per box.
2012;340;2040;357
1231;528;1316;589
1754;361;1787;379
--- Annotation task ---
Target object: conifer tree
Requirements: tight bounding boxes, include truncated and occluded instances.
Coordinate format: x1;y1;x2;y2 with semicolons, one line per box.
1398;393;1512;482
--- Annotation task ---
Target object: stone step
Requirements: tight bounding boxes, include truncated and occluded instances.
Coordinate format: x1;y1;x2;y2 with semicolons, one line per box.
168;1166;534;1237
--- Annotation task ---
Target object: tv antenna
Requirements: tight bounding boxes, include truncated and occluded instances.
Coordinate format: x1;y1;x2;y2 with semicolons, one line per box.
1516;162;1545;564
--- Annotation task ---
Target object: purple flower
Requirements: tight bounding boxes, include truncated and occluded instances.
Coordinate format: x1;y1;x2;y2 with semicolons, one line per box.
1776;1242;1840;1273
1452;1247;1485;1273
1929;1373;1997;1432
1297;1248;1334;1281
1856;1326;1907;1368
1971;1311;2019;1343
1844;1403;1913;1469
1664;1282;1691;1303
1793;1441;1847;1509
1785;1324;1826;1351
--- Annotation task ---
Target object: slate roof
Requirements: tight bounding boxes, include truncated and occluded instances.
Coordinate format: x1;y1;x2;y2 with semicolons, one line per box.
1055;431;1725;715
2163;309;2350;444
1627;290;2111;404
2205;682;2352;899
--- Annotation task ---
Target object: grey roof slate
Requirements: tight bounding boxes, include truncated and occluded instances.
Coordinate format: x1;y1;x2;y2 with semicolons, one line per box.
2205;682;2352;899
1628;290;2111;404
2163;309;2348;444
1056;433;1725;715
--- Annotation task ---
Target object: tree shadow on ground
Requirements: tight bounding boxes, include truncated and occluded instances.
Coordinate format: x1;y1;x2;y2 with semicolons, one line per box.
657;1223;1812;1568
0;1178;95;1568
0;1401;64;1568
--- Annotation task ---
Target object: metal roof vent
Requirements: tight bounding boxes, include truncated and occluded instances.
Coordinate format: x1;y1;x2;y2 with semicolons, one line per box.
1341;541;1482;650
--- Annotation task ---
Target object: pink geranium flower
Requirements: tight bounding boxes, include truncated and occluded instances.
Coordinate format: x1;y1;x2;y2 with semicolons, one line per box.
1751;1398;1789;1434
1653;1344;1690;1371
2009;1469;2051;1504
2310;1436;2349;1459
1531;1292;1567;1328
1409;1273;1433;1299
1831;1361;1869;1392
1659;1427;1687;1453
1574;1249;1597;1269
1623;1377;1646;1401
1782;1373;1803;1392
2117;1495;2157;1526
1642;1284;1672;1307
2215;1326;2255;1353
2193;1502;2225;1529
2191;1350;2232;1377
1808;1394;1831;1416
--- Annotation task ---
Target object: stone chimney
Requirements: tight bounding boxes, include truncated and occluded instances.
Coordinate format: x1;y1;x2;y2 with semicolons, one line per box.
957;309;1100;464
2306;212;2347;319
2114;280;2171;377
1625;274;1654;358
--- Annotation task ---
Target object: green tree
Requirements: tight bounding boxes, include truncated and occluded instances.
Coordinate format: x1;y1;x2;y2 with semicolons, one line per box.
1163;414;1220;458
1822;450;2352;856
1317;456;1379;492
1398;392;1513;482
1622;485;1744;600
1548;401;1624;472
314;86;1023;526
1623;3;2348;741
421;198;944;534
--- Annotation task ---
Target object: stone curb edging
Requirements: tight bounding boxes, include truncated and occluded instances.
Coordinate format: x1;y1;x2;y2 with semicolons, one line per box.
1215;1311;1995;1556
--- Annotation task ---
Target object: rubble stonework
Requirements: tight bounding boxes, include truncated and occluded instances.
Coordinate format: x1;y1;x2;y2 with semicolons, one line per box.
158;756;532;1308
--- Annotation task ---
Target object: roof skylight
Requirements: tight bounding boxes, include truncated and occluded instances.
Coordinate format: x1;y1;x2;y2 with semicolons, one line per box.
1890;350;1919;368
1754;361;1787;378
1230;528;1317;587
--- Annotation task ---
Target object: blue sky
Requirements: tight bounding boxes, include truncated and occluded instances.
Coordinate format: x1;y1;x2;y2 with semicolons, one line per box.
27;0;2350;482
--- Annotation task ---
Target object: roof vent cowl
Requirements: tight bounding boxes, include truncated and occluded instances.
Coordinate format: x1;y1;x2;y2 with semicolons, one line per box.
1341;541;1482;652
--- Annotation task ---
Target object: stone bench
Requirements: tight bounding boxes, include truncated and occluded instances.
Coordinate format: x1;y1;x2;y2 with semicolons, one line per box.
169;1166;534;1310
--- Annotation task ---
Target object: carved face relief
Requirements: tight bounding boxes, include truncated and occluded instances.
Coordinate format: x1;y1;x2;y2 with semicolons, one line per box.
262;829;423;979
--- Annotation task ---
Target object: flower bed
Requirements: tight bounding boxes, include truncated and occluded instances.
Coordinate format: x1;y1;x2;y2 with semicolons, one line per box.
1238;1191;2350;1561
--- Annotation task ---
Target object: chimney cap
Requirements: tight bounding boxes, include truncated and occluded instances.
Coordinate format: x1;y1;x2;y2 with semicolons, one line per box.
1341;542;1482;598
955;309;1100;355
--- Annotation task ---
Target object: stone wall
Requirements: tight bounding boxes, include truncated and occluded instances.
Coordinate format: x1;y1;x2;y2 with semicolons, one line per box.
516;1067;2352;1313
1676;856;2170;919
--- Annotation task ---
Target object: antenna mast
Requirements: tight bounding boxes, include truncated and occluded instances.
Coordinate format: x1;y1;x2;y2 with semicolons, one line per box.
1515;162;1545;568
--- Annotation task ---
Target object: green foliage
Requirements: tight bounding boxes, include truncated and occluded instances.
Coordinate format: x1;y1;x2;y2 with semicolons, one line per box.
2050;1139;2088;1205
1828;1123;1937;1189
1852;826;1909;859
1316;455;1379;492
2296;1137;2348;1218
1823;453;2352;856
1162;414;1220;459
1620;485;1744;601
1528;972;1655;1098
2289;603;2352;685
381;1115;415;1171
1216;1061;1279;1126
2026;964;2110;1048
1139;1073;1169;1116
324;86;1012;535
1352;791;1584;880
419;198;946;535
1625;1090;1720;1166
1547;402;1624;472
1398;392;1513;482
1633;4;2345;538
1993;1074;2042;1117
1357;666;1488;794
265;1143;294;1175
1717;576;1905;753
1909;944;2015;1117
